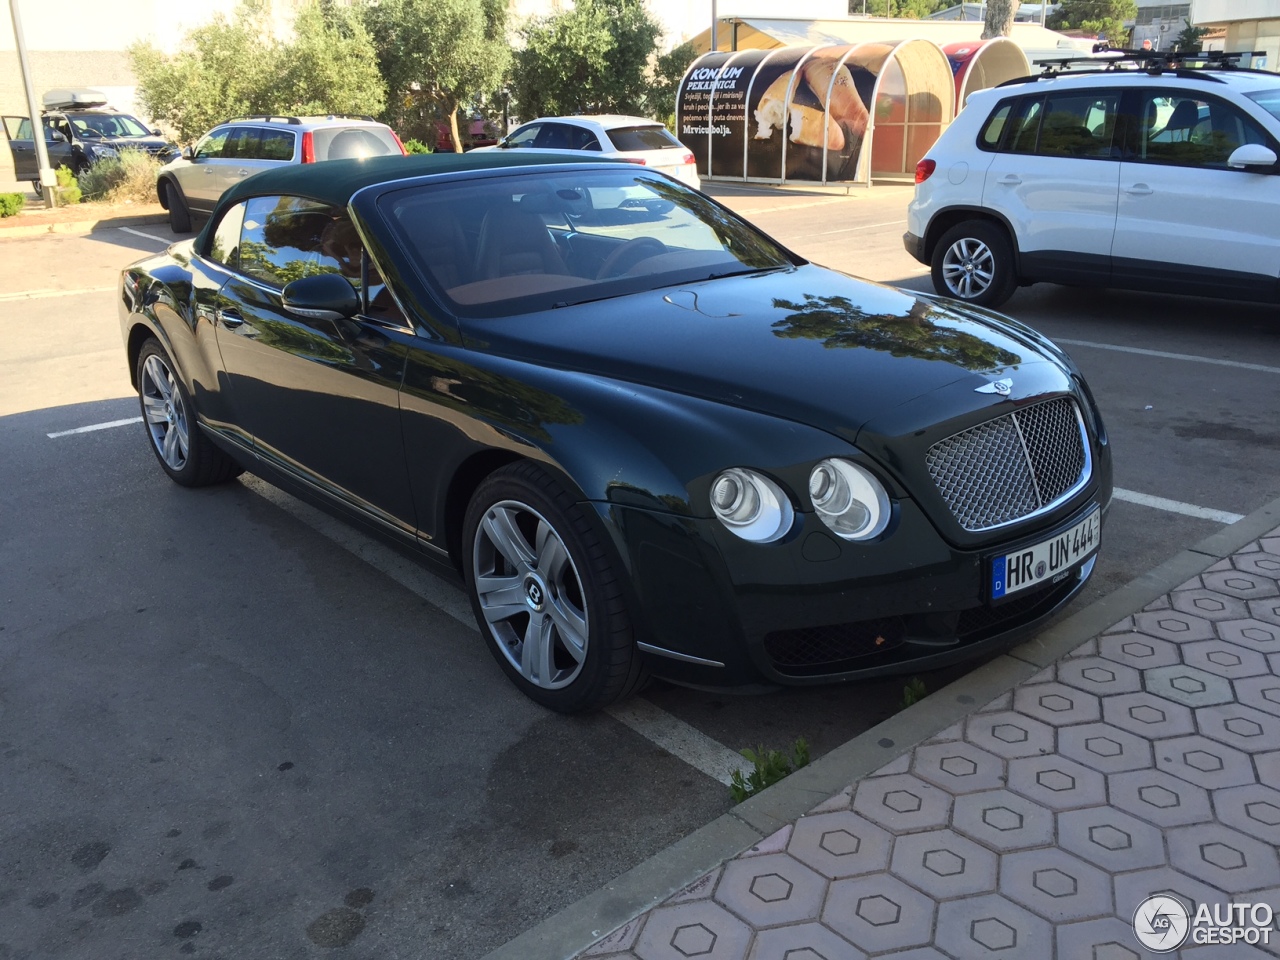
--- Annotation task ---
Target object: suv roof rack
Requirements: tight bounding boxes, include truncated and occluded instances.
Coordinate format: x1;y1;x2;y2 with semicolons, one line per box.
998;48;1270;86
226;115;303;125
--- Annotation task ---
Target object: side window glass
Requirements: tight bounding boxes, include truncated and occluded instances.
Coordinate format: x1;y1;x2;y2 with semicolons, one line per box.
195;129;229;160
207;202;246;269
567;127;601;151
4;117;31;140
1141;93;1267;168
979;102;1013;151
505;124;541;148
258;130;295;161
534;123;573;150
239;195;343;288
1007;98;1044;154
1038;92;1119;159
222;127;260;160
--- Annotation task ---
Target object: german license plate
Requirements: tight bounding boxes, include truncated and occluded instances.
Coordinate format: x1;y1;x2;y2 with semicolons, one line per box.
992;508;1100;600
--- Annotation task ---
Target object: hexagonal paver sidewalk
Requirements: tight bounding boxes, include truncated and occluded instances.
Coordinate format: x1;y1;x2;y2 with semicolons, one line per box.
574;526;1280;960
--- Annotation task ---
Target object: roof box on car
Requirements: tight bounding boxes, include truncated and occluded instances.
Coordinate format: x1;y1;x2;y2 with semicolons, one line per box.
42;88;110;111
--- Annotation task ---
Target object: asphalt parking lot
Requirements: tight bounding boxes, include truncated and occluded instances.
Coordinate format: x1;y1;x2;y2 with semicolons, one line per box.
1;187;1278;959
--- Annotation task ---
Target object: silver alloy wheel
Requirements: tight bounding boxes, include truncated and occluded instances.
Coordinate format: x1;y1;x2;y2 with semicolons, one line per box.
472;500;590;690
140;353;190;471
941;236;996;299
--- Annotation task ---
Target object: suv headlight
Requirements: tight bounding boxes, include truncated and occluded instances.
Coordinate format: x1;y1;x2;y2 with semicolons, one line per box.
809;459;890;541
709;468;793;543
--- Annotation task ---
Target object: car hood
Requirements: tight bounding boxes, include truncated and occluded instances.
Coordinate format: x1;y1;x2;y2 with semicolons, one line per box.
94;136;174;154
463;265;1061;443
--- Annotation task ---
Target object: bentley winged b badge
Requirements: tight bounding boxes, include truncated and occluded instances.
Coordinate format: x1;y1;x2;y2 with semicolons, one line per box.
975;378;1013;396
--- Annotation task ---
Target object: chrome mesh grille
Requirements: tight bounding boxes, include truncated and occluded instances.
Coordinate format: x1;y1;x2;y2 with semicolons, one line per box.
925;398;1088;532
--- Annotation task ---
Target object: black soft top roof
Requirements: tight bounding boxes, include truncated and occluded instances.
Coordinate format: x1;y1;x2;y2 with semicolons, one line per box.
196;151;619;250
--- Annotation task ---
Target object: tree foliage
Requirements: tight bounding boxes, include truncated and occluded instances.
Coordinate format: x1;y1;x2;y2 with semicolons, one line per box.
130;0;385;142
361;0;510;150
512;0;662;119
1174;18;1210;53
1047;0;1137;46
652;41;699;123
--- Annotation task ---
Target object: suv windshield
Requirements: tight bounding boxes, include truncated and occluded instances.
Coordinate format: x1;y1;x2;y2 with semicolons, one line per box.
381;169;794;318
1245;89;1280;123
70;114;151;138
313;126;400;161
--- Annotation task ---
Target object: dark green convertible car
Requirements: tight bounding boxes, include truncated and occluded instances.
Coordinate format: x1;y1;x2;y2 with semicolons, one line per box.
119;152;1111;712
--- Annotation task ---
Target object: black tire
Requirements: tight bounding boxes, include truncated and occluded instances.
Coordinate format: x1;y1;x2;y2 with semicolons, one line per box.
462;461;646;713
30;180;40;195
162;180;192;233
136;339;243;487
930;220;1019;308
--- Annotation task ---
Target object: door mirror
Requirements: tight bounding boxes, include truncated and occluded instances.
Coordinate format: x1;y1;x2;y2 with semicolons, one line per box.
1227;144;1277;169
152;128;163;137
182;145;194;160
281;273;360;323
49;130;66;143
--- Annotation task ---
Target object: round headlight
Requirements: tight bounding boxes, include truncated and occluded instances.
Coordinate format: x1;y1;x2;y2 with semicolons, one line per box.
709;468;793;543
809;459;890;541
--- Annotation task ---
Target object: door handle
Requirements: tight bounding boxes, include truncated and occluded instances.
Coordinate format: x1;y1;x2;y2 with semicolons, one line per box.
1123;183;1153;195
216;307;244;329
236;169;249;177
995;175;1022;185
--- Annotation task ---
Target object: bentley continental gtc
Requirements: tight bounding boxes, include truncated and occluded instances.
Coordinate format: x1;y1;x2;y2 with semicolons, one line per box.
119;152;1112;712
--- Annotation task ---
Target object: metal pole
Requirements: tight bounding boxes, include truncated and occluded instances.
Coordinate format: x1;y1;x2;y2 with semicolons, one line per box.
1041;1;1047;27
8;0;55;207
711;0;716;52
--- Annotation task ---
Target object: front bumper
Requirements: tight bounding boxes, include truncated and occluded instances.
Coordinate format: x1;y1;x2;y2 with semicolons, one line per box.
595;489;1110;690
903;230;927;265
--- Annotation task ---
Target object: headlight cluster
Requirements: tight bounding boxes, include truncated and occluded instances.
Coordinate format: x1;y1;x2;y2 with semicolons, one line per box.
709;459;891;544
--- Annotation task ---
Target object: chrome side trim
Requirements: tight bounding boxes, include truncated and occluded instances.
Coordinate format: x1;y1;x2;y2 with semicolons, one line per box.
636;642;725;668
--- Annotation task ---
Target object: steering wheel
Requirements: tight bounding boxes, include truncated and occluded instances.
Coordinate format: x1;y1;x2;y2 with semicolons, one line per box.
596;237;667;279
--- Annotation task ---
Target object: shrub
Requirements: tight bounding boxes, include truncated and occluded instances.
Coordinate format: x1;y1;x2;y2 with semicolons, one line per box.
55;165;82;204
729;738;810;803
402;138;432;154
0;192;24;217
77;150;163;204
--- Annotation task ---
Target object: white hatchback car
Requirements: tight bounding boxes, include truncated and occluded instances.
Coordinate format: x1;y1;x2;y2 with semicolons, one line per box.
906;57;1280;306
478;115;701;189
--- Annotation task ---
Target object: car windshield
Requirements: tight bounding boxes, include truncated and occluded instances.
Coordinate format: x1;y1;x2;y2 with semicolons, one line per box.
1245;88;1280;122
70;114;151;138
380;168;796;318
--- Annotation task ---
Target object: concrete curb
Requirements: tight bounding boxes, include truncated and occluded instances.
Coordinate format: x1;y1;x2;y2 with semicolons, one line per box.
0;211;169;239
482;492;1280;960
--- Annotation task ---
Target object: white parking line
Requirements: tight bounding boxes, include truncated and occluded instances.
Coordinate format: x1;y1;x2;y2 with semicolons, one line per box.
0;285;114;302
47;417;142;439
239;476;747;785
117;226;172;244
1056;338;1280;376
1113;487;1243;524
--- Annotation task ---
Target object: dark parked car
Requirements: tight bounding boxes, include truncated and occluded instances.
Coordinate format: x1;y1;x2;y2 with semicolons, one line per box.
118;152;1112;712
4;91;175;190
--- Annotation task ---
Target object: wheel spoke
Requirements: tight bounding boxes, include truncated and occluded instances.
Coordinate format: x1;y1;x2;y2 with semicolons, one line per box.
482;507;535;570
475;573;527;623
142;394;167;423
144;356;172;402
162;422;181;466
535;523;570;582
546;597;587;663
173;417;189;459
520;613;556;684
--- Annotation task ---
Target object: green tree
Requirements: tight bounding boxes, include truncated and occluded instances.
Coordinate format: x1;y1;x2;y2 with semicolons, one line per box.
512;0;662;119
982;0;1020;38
1047;0;1138;47
652;41;699;123
130;0;385;141
1173;18;1210;53
361;0;510;150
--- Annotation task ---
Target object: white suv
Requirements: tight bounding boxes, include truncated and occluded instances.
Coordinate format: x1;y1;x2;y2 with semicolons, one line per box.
905;58;1280;307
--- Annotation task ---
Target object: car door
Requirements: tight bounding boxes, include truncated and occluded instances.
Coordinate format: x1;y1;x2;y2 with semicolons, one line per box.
212;193;418;533
1111;88;1280;300
3;116;73;180
178;127;231;211
981;89;1123;286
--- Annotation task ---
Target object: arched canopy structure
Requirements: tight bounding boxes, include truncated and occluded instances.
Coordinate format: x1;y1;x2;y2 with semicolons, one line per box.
677;39;955;185
943;38;1031;111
